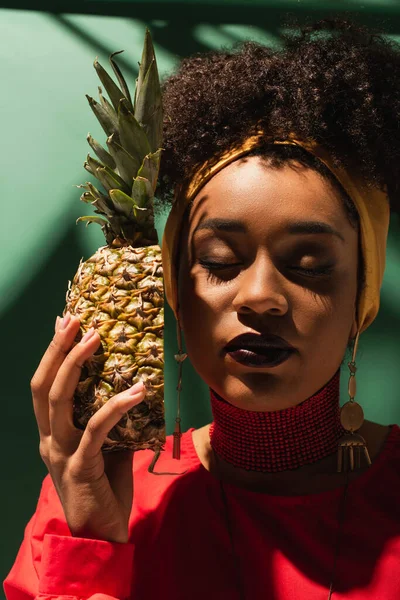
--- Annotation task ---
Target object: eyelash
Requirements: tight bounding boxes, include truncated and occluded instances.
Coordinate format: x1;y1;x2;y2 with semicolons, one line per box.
198;260;334;284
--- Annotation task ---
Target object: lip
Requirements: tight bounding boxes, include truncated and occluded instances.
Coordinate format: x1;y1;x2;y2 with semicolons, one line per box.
224;332;295;369
226;348;294;368
225;332;295;353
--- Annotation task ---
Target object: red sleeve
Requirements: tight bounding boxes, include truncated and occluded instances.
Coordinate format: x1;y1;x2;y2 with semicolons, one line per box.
3;475;134;600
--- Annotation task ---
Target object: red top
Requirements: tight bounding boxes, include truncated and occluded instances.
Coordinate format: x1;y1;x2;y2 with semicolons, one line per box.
4;425;400;600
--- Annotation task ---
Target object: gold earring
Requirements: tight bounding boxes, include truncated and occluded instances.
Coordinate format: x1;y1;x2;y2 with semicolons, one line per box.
147;318;188;475
337;330;372;472
173;320;187;459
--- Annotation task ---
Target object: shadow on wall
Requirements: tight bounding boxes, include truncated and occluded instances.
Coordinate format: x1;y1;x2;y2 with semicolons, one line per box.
1;220;83;584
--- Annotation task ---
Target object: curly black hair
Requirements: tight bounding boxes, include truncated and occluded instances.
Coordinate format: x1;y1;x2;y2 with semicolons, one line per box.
158;18;400;215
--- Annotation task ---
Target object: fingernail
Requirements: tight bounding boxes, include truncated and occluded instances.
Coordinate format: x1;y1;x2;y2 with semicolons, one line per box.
61;312;71;329
127;381;145;395
81;327;95;343
55;316;61;332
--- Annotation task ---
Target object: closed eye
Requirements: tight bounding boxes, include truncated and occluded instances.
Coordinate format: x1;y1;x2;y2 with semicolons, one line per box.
289;265;334;277
199;259;335;284
198;259;241;284
199;259;241;270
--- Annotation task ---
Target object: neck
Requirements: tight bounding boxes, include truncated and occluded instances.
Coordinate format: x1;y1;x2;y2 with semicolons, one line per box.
209;369;344;473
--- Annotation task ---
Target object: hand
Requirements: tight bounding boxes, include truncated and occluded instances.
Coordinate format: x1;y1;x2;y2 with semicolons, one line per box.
31;312;146;543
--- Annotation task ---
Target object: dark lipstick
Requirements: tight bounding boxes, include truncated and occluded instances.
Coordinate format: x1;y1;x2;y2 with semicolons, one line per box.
224;333;295;369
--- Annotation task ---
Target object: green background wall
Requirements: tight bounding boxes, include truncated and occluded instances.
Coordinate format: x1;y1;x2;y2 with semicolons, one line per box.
2;1;400;592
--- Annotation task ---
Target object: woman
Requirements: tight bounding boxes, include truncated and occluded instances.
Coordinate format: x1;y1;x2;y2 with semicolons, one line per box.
4;19;400;600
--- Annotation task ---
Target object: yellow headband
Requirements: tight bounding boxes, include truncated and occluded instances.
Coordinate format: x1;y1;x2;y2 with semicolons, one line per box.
162;135;390;335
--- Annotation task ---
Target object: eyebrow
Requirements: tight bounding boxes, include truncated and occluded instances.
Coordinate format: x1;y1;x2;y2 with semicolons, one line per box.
194;218;345;242
194;218;247;234
287;220;345;242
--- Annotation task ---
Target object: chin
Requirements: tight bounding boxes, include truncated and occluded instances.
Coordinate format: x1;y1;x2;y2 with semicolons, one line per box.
213;372;301;412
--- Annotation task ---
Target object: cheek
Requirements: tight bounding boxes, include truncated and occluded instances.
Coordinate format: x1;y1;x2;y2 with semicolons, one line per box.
293;270;357;350
179;270;227;331
178;268;232;374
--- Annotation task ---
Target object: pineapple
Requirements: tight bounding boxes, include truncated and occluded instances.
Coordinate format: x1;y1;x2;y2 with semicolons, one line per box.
64;29;165;453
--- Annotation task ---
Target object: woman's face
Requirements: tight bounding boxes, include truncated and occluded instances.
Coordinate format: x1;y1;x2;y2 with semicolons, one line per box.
178;156;359;411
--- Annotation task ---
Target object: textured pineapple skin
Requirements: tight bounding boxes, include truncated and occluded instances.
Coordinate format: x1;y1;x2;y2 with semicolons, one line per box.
64;243;165;453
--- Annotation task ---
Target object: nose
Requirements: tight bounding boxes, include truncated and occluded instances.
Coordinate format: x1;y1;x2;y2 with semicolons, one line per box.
232;253;289;317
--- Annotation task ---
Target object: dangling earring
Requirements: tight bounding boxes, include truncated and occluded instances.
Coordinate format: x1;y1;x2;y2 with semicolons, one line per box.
147;318;188;475
173;319;187;459
337;330;372;472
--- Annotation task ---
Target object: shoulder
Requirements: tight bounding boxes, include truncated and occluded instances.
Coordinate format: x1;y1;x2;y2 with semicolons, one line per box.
355;422;400;493
361;421;400;463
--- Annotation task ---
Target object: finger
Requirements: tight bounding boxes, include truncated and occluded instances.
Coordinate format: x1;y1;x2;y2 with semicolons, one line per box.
76;383;146;464
32;313;81;437
49;327;102;446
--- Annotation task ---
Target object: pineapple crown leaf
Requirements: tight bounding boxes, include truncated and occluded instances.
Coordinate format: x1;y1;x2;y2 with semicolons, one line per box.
134;59;163;154
85;153;104;178
110;50;133;110
76;215;108;227
137;149;162;191
117;97;152;163
85;94;119;140
98;87;117;119
131;176;154;209
106;133;140;183
87;133;116;170
95;164;130;195
93;56;127;113
91;193;116;219
79;29;163;245
86;181;103;198
134;29;156;111
108;188;136;218
80;192;93;204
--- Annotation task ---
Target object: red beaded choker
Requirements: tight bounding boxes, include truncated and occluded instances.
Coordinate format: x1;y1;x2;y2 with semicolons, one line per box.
209;370;344;472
